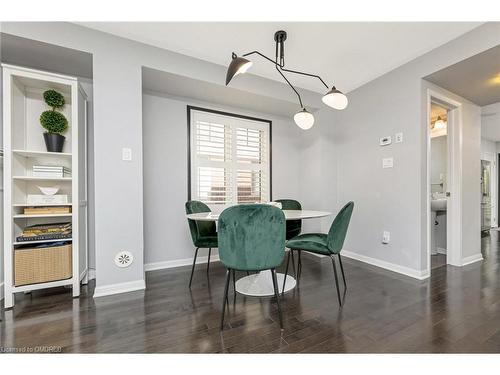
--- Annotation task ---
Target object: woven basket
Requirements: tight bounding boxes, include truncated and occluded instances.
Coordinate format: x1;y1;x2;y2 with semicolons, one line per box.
15;244;72;286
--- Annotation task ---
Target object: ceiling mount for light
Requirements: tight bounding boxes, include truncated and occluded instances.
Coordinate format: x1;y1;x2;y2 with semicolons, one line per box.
225;30;348;130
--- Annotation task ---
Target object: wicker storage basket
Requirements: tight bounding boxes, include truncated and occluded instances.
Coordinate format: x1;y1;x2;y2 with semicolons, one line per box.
14;244;72;286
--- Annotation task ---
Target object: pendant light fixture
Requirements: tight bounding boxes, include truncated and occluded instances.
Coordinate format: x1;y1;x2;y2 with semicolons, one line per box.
294;108;315;130
434;116;446;130
225;30;348;130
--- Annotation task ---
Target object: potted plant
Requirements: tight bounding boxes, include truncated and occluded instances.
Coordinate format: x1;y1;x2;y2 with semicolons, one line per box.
40;89;68;152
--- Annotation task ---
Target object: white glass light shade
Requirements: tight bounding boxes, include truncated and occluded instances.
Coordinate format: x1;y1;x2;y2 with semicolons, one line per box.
294;109;314;130
322;87;348;110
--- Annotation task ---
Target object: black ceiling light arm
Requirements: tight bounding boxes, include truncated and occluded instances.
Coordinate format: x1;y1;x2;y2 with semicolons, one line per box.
242;50;279;66
278;66;329;89
275;64;304;108
272;30;330;89
242;49;304;108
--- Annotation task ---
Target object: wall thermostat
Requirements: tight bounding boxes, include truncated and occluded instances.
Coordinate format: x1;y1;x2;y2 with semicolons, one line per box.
380;136;392;146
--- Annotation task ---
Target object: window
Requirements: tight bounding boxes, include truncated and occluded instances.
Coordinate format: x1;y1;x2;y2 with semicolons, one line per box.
188;107;271;208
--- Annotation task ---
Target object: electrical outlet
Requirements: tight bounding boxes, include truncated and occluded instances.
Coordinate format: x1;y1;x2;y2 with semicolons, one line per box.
395;132;403;143
122;147;132;161
382;157;394;168
382;231;390;244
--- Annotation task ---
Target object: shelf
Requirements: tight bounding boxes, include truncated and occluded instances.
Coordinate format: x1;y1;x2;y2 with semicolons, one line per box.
13;176;72;181
13;213;72;219
14;203;72;207
14;238;73;246
13;149;72;158
13;278;73;293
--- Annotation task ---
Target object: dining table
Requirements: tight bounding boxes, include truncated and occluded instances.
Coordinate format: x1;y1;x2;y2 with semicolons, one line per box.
186;209;332;297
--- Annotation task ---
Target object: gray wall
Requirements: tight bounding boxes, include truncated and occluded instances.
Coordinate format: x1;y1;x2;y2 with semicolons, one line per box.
142;92;304;266
431;136;447;194
0;37;4;299
1;22;498;294
305;23;497;275
0;22;322;291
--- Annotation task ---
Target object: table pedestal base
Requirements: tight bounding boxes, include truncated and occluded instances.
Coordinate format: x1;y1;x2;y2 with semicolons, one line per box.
235;270;296;297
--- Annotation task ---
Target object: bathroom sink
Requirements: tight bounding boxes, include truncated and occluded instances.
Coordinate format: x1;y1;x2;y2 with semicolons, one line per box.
431;198;447;212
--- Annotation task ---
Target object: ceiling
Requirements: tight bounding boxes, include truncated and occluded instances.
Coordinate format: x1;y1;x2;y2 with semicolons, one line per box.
425;45;500;106
78;22;481;93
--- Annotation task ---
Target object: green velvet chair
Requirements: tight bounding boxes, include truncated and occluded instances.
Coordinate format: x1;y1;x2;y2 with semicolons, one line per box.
284;201;354;306
218;204;286;330
185;200;218;288
275;199;302;277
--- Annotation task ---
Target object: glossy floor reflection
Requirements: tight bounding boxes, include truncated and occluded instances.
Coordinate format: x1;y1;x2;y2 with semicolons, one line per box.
1;232;500;353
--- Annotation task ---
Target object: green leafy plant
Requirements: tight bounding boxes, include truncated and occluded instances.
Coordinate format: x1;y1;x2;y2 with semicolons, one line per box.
40;110;68;133
43;89;65;109
40;90;68;134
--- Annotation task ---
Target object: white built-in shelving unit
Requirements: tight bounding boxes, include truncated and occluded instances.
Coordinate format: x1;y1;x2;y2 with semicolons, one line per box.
2;64;88;308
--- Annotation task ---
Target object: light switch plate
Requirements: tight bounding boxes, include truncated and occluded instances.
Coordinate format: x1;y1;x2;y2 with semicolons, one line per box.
382;157;394;168
122;148;132;161
395;132;403;143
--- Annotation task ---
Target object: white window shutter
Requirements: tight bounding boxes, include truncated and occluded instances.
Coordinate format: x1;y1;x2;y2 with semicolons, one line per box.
190;109;270;208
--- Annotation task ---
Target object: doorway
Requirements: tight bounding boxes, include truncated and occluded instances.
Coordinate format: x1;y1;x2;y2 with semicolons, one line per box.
429;102;449;270
426;90;463;274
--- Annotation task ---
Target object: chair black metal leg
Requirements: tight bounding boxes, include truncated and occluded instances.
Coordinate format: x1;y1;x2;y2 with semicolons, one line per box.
271;269;284;329
207;248;212;275
220;269;231;330
282;250;292;295
298;250;302;279
330;255;342;306
290;249;296;277
232;269;236;304
337;254;347;290
189;247;200;288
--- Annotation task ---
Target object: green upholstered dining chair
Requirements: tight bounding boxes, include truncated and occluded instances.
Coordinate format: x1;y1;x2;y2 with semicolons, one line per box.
218;204;286;330
185;200;218;288
284;201;354;306
274;199;302;277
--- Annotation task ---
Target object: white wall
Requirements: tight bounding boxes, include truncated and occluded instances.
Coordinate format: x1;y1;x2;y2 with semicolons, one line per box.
481;102;500;141
142;92;303;267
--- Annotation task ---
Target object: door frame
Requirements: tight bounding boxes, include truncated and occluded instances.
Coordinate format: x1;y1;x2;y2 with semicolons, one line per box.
481;153;496;228
426;89;463;274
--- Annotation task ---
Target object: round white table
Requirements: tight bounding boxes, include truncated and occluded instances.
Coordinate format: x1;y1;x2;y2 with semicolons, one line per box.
186;209;331;297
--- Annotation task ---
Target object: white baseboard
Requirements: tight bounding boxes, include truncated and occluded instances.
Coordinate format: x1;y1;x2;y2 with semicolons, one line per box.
88;269;96;281
461;253;483;266
437;247;447;255
342;250;430;280
0;282;4;301
93;279;146;298
145;254;220;272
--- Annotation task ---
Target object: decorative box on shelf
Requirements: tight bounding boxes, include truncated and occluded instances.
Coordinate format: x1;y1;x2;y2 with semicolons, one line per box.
27;194;68;205
14;243;72;286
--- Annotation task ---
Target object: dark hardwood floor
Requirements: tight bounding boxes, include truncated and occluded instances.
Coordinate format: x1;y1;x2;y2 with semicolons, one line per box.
1;231;500;353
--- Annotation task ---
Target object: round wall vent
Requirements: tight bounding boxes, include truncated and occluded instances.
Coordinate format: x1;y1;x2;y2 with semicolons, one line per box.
114;251;134;268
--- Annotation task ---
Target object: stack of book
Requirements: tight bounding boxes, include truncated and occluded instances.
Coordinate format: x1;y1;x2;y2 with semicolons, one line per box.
33;165;72;178
16;222;72;243
23;206;71;215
